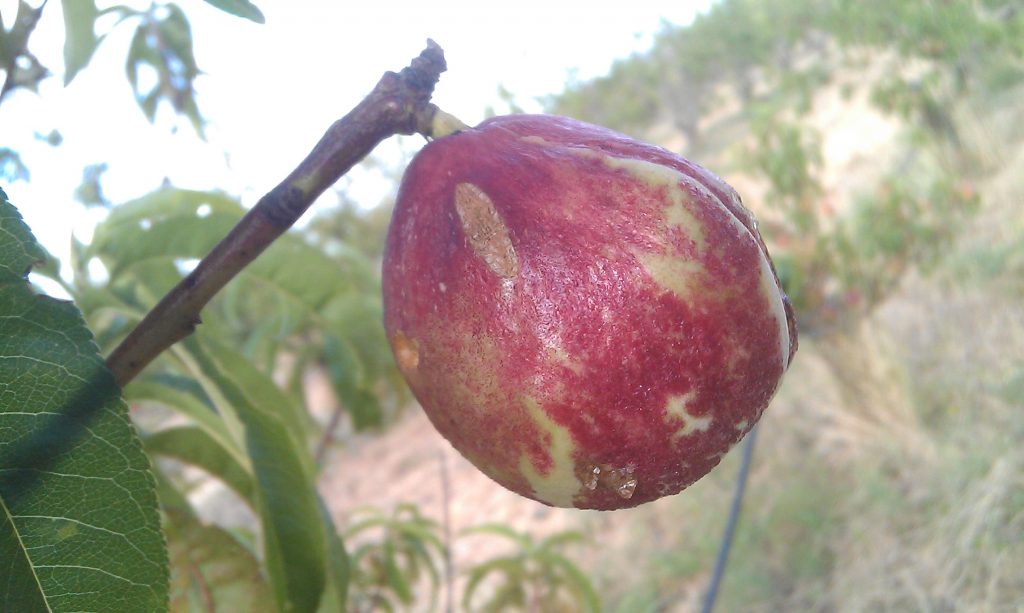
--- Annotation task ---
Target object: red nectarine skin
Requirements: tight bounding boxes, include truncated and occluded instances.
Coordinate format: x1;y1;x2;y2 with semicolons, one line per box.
383;115;797;510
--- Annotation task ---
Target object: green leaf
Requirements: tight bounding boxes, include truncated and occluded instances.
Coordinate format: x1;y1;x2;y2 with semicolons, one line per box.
155;471;273;613
0;189;45;279
160;5;199;75
61;0;100;84
199;336;314;469
1;2;50;95
144;425;255;507
73;285;148;353
399;534;441;594
384;541;414;604
165;506;275;612
323;333;363;393
0;22;9;67
325;333;384;430
346;514;397;537
126;373;239;458
0;189;168;611
201;0;266;23
87;187;391;411
28;243;66;291
462;522;533;549
89;188;376;308
125;21;152;91
487;581;529;612
544;551;602;613
85;189;242;301
318;498;351;613
538;529;587;552
396;521;445;553
0;497;49;612
122;7;203;129
463;556;525;610
182;335;326;612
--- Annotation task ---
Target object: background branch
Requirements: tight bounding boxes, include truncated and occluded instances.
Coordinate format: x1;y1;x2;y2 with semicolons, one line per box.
105;40;449;387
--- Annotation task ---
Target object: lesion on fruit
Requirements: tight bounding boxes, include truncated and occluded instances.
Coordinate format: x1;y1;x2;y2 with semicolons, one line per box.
392;329;420;375
454;182;520;279
575;462;638;500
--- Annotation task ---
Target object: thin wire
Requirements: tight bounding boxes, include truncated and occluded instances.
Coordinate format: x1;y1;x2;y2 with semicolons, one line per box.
701;422;759;613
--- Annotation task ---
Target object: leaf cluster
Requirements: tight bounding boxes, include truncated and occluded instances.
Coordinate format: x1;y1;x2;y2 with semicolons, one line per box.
5;185;406;611
1;0;265;188
346;504;447;612
77;187;415;609
462;524;600;613
1;0;265;135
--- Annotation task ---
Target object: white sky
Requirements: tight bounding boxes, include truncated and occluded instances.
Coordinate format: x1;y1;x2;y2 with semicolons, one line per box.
1;0;710;265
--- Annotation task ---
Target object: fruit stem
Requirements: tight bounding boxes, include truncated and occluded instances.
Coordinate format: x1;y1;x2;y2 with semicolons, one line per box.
431;107;470;138
106;40;450;388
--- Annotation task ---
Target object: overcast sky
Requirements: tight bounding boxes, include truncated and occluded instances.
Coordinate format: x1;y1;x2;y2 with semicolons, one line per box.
1;0;710;267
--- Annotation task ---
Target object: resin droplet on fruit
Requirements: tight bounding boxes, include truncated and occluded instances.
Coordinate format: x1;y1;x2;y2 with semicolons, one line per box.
578;464;638;500
383;114;797;510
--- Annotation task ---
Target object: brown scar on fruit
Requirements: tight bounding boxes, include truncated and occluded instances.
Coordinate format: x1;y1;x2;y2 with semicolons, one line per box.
454;182;520;278
392;330;420;374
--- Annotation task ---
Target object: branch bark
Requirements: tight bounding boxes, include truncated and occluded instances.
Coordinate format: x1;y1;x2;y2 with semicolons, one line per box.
106;40;450;387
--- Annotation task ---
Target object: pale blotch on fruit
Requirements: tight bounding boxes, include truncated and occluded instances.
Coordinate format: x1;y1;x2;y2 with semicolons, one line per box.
519;135;553;146
602;151;790;369
544;339;584;375
755;244;792;370
594;154;709;253
518;396;581;507
521;140;711;253
665;391;713;440
725;341;753;376
392;330;420;374
710;187;791;371
454;182;520;279
637;253;707;302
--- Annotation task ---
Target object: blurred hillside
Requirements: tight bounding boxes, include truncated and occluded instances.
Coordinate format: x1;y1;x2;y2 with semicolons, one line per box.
314;1;1024;611
551;1;1024;610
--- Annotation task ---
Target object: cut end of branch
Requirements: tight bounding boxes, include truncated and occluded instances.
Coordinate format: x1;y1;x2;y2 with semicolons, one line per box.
400;39;447;92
